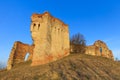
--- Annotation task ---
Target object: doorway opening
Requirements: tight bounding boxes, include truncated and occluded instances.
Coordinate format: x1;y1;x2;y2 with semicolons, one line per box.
100;47;102;55
24;53;30;61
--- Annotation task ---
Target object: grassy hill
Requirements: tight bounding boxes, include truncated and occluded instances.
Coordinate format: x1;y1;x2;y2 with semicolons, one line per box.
0;53;120;80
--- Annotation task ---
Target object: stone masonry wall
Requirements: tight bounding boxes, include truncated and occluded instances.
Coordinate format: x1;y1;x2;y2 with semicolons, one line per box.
31;12;70;66
7;12;70;70
7;41;34;70
7;12;114;70
85;40;114;59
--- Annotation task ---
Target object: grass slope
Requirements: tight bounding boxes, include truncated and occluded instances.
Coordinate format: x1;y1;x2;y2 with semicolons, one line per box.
0;54;120;80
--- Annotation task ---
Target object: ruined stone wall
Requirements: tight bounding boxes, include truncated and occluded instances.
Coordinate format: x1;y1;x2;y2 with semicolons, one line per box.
85;40;114;59
7;41;34;70
31;12;70;66
7;12;69;70
85;45;101;56
85;46;96;55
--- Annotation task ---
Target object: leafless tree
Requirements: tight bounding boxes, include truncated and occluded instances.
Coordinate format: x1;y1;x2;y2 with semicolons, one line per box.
70;33;86;53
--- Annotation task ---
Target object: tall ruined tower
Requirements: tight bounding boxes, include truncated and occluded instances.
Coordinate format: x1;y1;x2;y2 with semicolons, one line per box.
31;12;70;66
7;12;70;70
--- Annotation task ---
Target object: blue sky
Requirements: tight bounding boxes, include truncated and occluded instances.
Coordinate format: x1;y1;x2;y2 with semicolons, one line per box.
0;0;120;65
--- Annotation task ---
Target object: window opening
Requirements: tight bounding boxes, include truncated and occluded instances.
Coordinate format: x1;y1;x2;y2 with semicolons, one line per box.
24;53;30;61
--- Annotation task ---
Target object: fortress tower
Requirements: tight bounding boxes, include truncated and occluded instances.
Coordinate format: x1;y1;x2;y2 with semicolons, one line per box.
7;12;114;70
7;12;70;70
30;12;70;66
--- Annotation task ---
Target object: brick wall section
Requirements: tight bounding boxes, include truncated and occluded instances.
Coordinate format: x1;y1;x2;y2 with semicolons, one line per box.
30;12;70;66
7;12;70;70
7;41;34;70
85;40;114;60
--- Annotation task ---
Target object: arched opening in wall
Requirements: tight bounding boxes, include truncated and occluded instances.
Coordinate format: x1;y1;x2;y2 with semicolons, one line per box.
24;53;30;61
33;23;36;27
100;47;102;55
38;24;40;30
33;23;36;29
58;29;60;34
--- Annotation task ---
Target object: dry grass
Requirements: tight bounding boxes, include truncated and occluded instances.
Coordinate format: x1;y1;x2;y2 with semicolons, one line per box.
0;53;120;80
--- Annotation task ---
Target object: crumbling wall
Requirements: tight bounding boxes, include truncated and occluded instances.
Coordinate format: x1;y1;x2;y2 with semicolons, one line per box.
85;40;114;59
7;41;34;70
31;12;70;66
85;46;96;55
7;12;70;69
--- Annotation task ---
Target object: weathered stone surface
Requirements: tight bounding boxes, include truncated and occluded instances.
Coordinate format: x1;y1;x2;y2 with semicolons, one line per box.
7;12;70;70
31;12;70;66
7;41;34;70
85;40;114;59
7;12;114;71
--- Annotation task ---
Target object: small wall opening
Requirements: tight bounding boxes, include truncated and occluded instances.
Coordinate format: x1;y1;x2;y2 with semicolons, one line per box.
24;53;30;61
33;23;36;29
33;23;36;27
100;47;102;54
38;24;40;30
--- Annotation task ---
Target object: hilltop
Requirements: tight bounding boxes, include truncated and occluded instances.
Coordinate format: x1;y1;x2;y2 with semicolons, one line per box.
0;53;120;80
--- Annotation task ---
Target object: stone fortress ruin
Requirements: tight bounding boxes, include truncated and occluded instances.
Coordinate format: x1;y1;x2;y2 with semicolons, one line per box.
7;12;114;70
7;12;69;70
30;12;69;66
85;40;114;59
